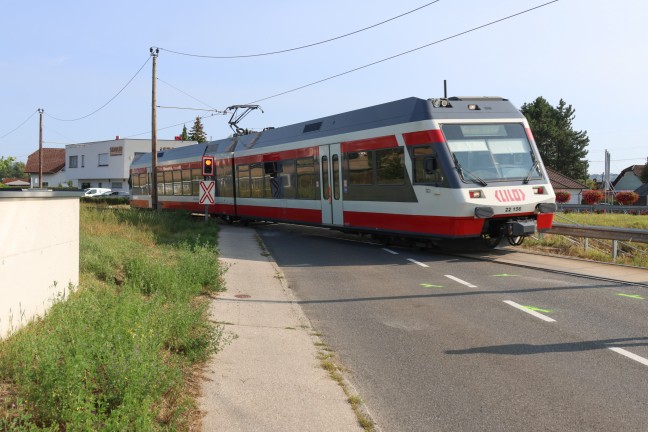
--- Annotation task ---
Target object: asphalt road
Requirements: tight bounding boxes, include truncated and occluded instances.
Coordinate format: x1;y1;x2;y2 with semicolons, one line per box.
257;223;648;432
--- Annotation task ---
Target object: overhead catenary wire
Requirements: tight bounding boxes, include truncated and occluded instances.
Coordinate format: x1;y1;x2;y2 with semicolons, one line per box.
247;0;559;104
145;0;558;139
159;1;441;59
157;77;219;111
123;112;224;139
0;109;39;140
45;56;151;122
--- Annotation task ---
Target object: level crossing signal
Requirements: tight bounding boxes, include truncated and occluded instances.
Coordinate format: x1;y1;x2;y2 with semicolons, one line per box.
202;156;215;176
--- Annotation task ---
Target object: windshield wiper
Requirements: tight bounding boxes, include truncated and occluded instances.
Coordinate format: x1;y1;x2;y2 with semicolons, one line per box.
452;154;487;186
522;160;540;184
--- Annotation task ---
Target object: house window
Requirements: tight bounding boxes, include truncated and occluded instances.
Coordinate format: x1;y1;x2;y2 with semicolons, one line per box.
111;182;123;189
81;155;85;167
69;156;78;168
98;153;109;166
81;182;91;189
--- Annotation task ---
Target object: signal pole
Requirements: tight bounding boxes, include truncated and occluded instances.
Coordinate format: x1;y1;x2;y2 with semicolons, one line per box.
150;47;159;210
38;108;44;189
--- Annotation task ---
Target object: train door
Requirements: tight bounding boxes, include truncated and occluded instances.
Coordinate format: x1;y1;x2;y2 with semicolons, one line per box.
319;144;344;226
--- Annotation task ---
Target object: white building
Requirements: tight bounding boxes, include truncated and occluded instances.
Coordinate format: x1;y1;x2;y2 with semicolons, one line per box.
65;138;196;191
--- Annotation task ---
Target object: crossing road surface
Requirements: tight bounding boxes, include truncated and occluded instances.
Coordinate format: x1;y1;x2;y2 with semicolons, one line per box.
257;224;648;432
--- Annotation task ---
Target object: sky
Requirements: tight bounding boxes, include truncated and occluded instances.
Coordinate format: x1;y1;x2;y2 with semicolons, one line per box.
2;0;647;176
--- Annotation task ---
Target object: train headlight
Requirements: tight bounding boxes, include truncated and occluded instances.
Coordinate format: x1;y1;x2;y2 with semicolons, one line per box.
430;98;452;108
469;190;483;198
533;186;544;194
474;207;494;218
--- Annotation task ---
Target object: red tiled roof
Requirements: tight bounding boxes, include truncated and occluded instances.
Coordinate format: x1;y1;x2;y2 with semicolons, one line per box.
2;177;30;184
24;148;65;174
545;167;588;190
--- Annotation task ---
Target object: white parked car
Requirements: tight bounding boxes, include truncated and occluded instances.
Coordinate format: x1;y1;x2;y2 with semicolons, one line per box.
100;191;130;198
83;188;111;197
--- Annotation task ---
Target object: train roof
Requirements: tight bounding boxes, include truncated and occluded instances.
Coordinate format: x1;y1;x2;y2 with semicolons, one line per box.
132;96;525;167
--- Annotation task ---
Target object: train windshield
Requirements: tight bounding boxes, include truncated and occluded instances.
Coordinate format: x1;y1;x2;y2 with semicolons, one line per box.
442;123;542;183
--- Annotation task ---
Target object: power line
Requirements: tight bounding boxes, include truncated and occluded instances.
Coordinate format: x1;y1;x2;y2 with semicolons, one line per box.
46;56;151;122
0;109;38;140
248;0;559;104
147;1;557;141
157;77;218;110
158;1;441;59
123;112;224;139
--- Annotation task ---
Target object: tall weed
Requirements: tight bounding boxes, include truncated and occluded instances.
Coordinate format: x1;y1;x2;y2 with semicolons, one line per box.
0;207;224;430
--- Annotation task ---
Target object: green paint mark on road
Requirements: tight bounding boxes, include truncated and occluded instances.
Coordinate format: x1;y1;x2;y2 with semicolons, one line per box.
617;293;645;300
493;274;518;277
420;283;444;288
524;305;552;313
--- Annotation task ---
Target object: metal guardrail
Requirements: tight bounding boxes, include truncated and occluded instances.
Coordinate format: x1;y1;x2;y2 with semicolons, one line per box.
547;223;648;244
558;204;648;213
544;223;648;261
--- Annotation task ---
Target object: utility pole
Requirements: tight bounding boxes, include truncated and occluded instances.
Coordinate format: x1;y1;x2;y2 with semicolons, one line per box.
38;108;44;189
150;47;159;210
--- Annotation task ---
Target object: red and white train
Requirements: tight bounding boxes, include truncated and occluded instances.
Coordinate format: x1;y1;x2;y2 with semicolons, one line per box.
130;96;556;246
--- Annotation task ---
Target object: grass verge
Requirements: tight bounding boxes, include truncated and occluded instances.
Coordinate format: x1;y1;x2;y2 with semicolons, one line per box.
0;207;225;431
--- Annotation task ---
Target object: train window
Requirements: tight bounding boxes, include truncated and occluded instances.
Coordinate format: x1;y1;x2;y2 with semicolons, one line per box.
220;164;235;198
157;172;164;196
138;173;148;195
237;164;251;197
321;156;329;200
191;168;202;196
172;170;182;196
347;151;373;185
376;148;405;185
181;169;192;196
132;173;140;195
332;155;340;200
296;157;316;199
443;123;539;181
250;163;264;198
263;169;273;198
412;146;443;184
282;160;296;199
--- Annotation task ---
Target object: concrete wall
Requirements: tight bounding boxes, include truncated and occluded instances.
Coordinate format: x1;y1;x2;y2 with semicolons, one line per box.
0;191;80;338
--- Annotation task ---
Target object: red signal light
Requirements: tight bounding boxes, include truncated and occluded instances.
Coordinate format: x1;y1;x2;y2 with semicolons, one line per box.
202;156;215;176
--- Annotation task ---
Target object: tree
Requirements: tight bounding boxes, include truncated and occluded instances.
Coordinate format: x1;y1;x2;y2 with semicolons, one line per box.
521;97;590;181
0;156;26;179
180;125;189;141
189;117;208;143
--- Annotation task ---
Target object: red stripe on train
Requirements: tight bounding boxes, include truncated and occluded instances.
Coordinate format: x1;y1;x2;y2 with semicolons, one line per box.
234;148;318;165
403;130;445;146
341;136;398;152
236;205;321;223
343;211;485;236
